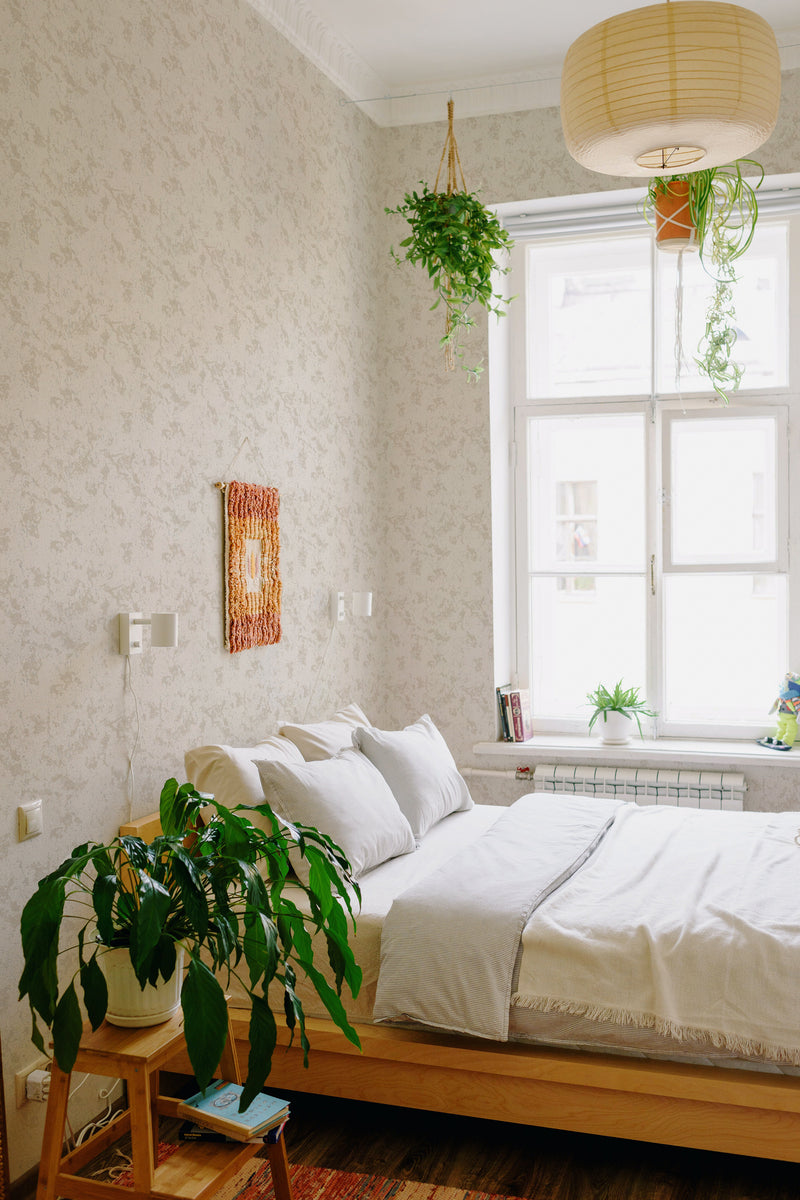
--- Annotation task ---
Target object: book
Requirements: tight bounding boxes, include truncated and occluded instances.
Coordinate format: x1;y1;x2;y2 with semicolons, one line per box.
177;1080;289;1140
496;685;512;741
179;1117;288;1145
509;689;533;741
496;686;533;742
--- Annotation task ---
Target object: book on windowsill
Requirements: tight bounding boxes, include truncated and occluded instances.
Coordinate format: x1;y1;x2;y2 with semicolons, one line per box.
177;1080;289;1140
178;1117;288;1145
496;686;533;742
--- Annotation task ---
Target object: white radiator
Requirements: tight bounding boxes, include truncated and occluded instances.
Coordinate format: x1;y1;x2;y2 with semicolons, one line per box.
533;764;746;810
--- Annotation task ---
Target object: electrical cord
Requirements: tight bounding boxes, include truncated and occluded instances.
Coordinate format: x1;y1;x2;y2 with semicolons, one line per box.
124;654;142;821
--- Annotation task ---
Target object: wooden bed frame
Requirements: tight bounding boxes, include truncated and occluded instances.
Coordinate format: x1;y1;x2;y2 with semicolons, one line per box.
121;811;800;1165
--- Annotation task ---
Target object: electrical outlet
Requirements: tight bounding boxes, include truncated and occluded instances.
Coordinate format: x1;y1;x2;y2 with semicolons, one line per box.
15;1055;50;1107
329;590;345;624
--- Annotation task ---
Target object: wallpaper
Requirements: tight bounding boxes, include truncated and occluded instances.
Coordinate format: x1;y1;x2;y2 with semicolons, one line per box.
2;0;386;1175
3;0;800;1178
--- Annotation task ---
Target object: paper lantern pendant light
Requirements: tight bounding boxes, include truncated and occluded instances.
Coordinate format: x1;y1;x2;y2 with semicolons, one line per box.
561;1;781;178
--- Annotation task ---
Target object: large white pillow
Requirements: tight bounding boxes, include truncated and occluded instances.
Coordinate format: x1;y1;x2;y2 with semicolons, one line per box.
185;736;304;828
278;703;372;761
352;714;473;841
254;747;415;881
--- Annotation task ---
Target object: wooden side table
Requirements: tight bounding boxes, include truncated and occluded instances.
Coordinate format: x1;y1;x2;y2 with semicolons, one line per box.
36;1011;293;1200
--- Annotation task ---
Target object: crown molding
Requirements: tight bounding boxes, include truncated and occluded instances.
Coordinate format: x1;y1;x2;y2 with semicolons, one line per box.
249;1;800;128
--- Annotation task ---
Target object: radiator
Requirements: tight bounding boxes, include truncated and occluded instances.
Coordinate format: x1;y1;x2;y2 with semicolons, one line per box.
533;764;746;810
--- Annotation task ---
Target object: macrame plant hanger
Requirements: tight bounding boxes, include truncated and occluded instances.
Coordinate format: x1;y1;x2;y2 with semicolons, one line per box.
434;99;467;371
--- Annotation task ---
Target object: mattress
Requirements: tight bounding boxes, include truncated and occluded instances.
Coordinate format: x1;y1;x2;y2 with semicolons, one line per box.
242;803;798;1076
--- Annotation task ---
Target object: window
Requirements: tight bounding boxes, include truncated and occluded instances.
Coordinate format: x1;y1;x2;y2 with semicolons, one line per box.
497;190;799;740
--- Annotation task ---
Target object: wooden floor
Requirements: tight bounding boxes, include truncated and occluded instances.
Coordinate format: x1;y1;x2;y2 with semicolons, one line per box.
282;1091;800;1200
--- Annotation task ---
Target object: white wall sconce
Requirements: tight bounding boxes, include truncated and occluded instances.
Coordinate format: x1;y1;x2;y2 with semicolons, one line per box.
352;592;373;618
118;612;179;655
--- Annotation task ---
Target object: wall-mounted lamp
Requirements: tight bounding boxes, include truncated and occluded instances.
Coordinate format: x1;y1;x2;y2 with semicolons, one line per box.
352;592;373;618
118;612;179;655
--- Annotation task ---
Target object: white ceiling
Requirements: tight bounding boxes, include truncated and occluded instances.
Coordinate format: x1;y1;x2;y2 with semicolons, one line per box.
255;0;800;125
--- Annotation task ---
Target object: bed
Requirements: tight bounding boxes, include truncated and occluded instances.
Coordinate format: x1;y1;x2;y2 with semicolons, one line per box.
121;708;800;1164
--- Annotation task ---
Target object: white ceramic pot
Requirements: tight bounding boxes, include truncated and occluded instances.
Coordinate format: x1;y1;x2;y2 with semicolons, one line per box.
102;946;184;1027
597;709;633;745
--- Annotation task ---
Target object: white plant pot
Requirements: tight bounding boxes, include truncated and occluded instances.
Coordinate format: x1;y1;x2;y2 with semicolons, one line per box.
597;709;633;746
102;946;184;1028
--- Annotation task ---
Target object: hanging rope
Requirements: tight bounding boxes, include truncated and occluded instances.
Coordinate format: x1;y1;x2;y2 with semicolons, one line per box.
433;100;468;370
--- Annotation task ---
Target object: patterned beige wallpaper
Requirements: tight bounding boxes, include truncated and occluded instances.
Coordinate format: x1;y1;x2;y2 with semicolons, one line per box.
3;0;799;1177
2;0;387;1175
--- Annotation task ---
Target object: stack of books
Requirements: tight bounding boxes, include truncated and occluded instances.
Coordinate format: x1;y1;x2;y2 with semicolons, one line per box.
496;685;533;742
177;1080;289;1145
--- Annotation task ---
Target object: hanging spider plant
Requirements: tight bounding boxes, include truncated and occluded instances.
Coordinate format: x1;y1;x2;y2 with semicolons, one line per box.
644;159;763;402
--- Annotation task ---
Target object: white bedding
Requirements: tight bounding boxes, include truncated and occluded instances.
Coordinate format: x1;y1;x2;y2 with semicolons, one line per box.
513;802;800;1066
233;798;800;1074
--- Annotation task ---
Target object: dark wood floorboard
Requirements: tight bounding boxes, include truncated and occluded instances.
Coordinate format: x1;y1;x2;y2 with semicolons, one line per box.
281;1091;800;1200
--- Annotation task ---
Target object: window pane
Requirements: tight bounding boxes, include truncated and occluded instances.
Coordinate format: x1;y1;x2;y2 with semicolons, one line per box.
531;576;647;721
656;221;788;395
527;235;652;397
664;575;786;724
669;415;777;564
528;413;646;571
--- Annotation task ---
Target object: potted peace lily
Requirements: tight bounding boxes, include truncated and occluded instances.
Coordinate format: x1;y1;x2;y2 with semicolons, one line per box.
19;779;362;1109
644;159;763;402
587;680;656;745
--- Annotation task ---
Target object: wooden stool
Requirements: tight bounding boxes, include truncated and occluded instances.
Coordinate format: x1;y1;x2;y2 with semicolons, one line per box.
36;1011;293;1200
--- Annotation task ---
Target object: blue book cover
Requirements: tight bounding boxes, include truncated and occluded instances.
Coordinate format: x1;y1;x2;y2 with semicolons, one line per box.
178;1080;289;1137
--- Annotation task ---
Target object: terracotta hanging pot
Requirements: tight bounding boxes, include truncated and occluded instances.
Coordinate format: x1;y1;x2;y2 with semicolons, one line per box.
654;180;698;253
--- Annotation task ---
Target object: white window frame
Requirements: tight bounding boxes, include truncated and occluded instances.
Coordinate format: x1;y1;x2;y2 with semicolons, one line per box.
493;178;800;744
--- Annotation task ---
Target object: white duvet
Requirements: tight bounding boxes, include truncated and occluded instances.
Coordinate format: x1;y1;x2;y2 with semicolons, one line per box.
513;803;800;1065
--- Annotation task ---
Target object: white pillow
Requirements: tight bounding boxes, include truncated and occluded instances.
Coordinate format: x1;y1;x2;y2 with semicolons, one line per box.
254;747;415;881
278;703;372;761
352;714;473;841
185;736;304;828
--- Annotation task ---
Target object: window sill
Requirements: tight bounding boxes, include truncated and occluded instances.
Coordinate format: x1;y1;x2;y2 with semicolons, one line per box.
473;735;800;769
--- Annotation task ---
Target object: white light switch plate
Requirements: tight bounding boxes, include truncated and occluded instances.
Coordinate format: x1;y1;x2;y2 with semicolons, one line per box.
18;799;43;841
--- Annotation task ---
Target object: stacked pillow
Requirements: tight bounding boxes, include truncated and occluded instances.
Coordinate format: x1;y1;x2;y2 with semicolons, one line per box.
184;706;472;881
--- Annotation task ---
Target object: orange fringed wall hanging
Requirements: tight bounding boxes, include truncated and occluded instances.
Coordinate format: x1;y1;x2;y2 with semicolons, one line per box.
219;480;281;652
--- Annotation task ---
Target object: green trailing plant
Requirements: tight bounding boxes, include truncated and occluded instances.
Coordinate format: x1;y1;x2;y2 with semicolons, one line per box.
19;779;362;1110
644;159;763;402
386;183;513;379
386;102;513;379
586;679;656;739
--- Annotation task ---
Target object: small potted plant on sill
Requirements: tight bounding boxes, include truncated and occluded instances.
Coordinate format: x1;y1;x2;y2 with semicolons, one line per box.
586;680;656;745
644;159;763;402
18;779;362;1110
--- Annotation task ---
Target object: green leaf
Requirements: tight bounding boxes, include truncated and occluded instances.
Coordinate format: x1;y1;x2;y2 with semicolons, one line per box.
52;983;83;1073
181;958;229;1092
80;954;108;1030
240;993;277;1110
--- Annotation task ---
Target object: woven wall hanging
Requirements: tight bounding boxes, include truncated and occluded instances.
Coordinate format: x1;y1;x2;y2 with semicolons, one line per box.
218;480;281;652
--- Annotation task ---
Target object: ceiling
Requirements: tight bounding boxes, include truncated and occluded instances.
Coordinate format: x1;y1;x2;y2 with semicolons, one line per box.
256;0;800;125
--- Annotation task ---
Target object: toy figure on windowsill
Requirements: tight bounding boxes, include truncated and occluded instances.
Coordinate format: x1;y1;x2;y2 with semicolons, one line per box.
758;672;800;750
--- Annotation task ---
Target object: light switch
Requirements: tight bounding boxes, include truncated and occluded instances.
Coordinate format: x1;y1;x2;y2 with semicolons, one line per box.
18;799;43;841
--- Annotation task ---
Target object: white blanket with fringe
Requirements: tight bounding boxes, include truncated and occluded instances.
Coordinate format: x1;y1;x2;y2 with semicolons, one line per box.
514;802;800;1065
374;793;624;1040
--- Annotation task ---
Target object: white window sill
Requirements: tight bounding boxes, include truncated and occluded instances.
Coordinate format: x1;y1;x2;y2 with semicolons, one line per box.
473;735;800;769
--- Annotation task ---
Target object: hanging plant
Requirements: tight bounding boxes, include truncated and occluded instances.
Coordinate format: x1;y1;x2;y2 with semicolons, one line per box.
385;101;514;379
644;160;763;402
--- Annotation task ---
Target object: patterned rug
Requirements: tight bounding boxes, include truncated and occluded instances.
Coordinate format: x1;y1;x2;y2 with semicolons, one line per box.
215;1163;525;1200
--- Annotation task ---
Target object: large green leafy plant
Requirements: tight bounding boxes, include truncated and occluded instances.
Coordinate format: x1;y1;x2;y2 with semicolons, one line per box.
19;779;362;1109
644;159;763;401
386;101;513;379
387;183;513;377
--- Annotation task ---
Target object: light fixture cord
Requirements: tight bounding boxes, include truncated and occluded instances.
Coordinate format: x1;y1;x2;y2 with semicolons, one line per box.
124;654;142;821
301;621;336;722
